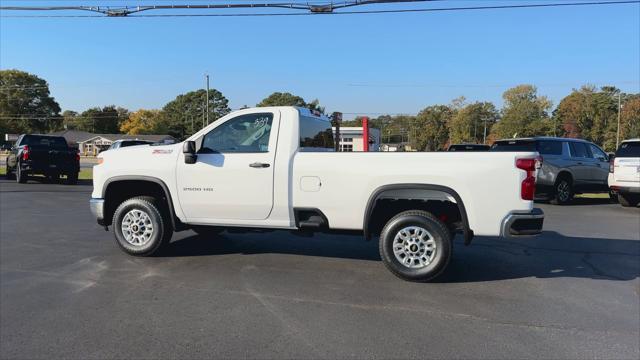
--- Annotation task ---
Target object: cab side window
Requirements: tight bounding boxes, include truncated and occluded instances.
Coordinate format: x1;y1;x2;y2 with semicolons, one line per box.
589;144;608;161
569;142;591;158
199;113;273;154
537;140;562;155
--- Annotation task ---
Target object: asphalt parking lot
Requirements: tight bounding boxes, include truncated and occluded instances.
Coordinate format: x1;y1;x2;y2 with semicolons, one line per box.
1;179;638;359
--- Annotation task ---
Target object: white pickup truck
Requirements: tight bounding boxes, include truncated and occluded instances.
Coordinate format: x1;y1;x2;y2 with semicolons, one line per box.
90;107;544;281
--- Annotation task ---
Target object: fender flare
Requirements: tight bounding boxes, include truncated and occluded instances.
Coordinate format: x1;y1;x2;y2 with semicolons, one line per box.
363;184;474;245
102;175;182;230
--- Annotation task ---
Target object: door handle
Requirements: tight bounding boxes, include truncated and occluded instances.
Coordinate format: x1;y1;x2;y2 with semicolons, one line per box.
249;162;270;168
577;162;583;165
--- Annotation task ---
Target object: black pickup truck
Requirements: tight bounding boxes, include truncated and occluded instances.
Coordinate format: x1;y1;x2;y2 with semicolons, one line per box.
5;134;80;184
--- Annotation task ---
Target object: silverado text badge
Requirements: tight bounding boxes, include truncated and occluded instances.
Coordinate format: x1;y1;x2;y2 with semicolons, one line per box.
152;149;173;154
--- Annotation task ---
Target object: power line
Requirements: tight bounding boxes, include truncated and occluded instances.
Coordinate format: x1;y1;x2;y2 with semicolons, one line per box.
1;0;637;17
348;80;640;88
0;0;444;16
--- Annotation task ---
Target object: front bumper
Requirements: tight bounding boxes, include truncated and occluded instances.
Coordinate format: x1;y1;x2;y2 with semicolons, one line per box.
501;208;544;237
90;198;105;225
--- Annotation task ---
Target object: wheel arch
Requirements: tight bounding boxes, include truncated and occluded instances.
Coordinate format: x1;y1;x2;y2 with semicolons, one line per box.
555;171;573;184
102;175;184;230
363;184;473;245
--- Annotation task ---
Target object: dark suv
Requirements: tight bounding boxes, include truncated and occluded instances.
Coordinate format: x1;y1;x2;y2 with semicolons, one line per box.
491;137;610;204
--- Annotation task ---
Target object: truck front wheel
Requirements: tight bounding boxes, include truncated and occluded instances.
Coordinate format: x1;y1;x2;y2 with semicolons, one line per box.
112;196;172;256
379;210;452;282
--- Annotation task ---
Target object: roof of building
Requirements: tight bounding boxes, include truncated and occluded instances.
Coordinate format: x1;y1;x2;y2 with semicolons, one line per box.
49;130;175;144
81;134;175;143
49;130;95;144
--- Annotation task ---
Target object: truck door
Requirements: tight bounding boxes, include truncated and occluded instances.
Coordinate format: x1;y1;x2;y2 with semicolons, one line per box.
176;111;279;221
568;142;593;184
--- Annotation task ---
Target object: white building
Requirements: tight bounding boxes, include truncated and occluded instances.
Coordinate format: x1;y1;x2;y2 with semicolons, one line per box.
49;130;175;156
332;127;381;152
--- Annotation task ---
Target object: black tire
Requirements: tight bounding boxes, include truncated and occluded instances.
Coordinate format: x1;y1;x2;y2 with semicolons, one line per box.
5;166;15;180
66;173;78;185
379;210;452;282
609;189;619;203
112;196;172;256
16;164;27;184
192;226;225;237
45;173;59;183
618;193;640;208
550;177;573;205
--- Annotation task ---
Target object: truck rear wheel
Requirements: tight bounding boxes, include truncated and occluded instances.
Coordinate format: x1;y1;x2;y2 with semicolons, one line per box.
16;164;27;184
66;173;78;185
379;210;452;282
112;196;172;256
618;193;640;207
5;166;15;180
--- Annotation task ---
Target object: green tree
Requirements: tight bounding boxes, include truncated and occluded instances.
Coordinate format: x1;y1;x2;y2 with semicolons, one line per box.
0;69;61;134
491;85;552;139
120;109;166;135
611;96;640;147
77;106;128;133
554;86;636;151
412;105;453;151
257;92;306;107
448;101;499;144
163;89;231;139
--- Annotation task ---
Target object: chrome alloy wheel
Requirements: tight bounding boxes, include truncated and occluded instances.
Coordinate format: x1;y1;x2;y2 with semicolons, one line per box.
121;209;154;246
393;226;437;268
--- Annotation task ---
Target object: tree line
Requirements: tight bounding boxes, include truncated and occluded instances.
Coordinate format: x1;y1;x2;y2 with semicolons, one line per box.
1;69;638;151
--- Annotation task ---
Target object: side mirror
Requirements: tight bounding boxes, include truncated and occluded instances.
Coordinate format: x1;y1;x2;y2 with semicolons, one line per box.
608;153;615;161
183;141;197;164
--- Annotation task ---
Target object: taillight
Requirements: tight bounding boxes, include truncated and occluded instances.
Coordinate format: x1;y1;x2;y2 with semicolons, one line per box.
609;159;615;173
21;145;30;161
76;150;80;162
516;156;542;201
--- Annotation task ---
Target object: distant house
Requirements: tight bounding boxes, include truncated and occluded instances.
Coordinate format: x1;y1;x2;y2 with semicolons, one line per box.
49;130;175;156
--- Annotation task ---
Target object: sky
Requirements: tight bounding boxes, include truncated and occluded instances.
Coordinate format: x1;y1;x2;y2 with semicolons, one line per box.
1;0;639;119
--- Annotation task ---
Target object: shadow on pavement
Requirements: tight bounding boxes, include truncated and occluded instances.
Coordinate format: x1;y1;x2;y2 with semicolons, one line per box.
535;197;615;206
160;230;639;282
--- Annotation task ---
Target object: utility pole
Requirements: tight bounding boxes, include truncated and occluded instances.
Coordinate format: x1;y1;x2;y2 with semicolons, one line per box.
205;74;210;125
483;116;488;144
616;92;622;149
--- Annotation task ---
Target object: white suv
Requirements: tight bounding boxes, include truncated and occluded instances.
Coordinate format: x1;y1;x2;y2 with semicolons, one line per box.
609;139;640;207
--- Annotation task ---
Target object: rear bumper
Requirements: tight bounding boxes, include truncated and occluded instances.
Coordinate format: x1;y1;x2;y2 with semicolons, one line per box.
90;198;105;225
21;161;79;174
501;208;544;237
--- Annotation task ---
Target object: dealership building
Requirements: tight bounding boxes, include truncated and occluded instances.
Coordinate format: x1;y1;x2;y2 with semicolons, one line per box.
49;130;175;156
333;126;381;152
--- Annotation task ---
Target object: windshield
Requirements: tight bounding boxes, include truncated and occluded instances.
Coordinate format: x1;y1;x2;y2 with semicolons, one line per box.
21;135;68;149
616;141;640;158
